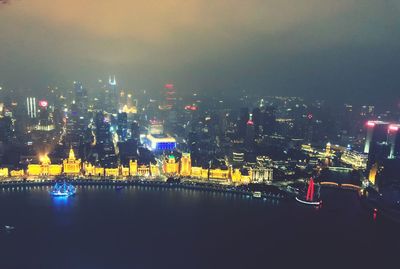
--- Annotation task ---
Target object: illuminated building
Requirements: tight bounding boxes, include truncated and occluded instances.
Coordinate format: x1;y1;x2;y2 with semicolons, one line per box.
105;168;119;177
250;167;273;183
27;155;62;177
368;163;378;185
26;97;37;118
121;166;130;177
10;169;24;177
106;75;119;113
238;107;249;140
0;116;15;143
145;134;176;152
190;167;203;178
230;168;242;183
120;93;138;114
150;163;160;177
148;120;164;135
163;155;179;175
117;113;128;142
63;148;81;175
0;167;9;177
74;81;88;112
129;160;138;176
27;163;42;176
35;99;55;131
340;150;367;169
137;165;150;176
209;168;230;180
388;124;400;159
95;167;105;177
83;162;95;176
232;152;244;165
159;83;176;110
245;113;255;149
179;153;192;177
363;121;389;154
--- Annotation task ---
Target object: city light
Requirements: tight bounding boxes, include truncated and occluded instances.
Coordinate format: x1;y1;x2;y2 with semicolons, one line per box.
39;99;48;108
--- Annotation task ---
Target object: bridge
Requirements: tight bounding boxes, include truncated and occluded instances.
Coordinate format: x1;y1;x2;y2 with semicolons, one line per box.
320;181;361;191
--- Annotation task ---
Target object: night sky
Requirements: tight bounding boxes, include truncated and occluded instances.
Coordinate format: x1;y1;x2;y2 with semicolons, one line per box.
0;0;399;104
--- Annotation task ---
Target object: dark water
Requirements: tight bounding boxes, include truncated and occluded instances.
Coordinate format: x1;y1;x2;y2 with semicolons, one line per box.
0;185;399;269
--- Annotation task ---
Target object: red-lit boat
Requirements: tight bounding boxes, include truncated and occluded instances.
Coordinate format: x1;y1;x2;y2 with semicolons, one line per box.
295;178;322;206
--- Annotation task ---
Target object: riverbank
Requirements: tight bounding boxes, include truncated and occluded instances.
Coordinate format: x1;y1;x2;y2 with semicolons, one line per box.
0;178;289;201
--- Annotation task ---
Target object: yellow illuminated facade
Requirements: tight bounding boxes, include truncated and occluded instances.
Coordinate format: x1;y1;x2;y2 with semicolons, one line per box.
163;155;179;175
0;167;9;177
209;168;229;180
95;167;105;177
369;163;378;185
83;162;95;176
63;148;81;175
150;163;160;177
10;169;24;177
27;155;62;177
129;160;138;176
121;166;130;177
105;168;119;177
0;148;268;184
137;165;150;176
180;153;191;176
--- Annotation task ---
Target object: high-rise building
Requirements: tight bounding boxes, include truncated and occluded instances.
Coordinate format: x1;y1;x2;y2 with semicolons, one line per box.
0;116;14;143
245;113;255;149
36;99;55;131
388;124;400;159
117;112;128;142
238;107;249;139
106;76;119;114
364;121;389;154
180;153;192;176
159;83;176;110
26;97;37;118
74;81;88;112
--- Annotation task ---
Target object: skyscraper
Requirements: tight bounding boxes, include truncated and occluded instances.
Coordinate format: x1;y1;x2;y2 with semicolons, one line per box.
106;76;119;114
74;81;88;112
26;97;37;118
159;83;176;110
364;121;389;154
388;124;400;159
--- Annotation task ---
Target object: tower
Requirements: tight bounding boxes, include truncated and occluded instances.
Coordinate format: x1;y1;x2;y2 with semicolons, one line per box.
388;124;400;159
180;153;192;177
245;113;255;149
107;75;118;113
159;83;176;110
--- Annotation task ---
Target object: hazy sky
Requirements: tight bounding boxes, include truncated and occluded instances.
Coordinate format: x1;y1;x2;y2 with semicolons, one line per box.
0;0;399;103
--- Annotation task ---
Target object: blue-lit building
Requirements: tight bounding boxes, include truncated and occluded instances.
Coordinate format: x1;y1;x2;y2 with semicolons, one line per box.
144;134;176;152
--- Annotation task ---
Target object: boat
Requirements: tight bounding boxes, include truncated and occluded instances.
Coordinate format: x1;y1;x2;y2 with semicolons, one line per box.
296;178;322;206
253;191;262;198
115;186;125;190
50;181;76;197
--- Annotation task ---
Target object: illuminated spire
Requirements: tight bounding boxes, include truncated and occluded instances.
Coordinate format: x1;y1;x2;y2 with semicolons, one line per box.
109;75;117;86
69;148;76;161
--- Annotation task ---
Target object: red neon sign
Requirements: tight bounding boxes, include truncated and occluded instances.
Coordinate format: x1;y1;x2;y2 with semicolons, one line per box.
164;84;174;90
39;100;48;108
184;105;198;111
389;125;399;132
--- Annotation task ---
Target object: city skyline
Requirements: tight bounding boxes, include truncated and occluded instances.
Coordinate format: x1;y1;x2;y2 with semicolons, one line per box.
0;0;400;104
1;2;400;268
